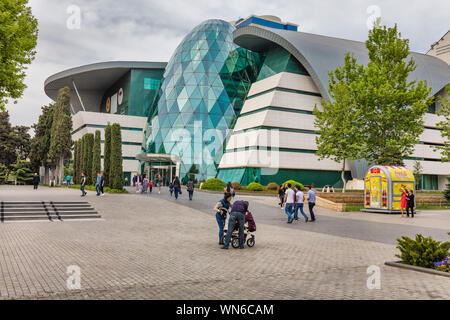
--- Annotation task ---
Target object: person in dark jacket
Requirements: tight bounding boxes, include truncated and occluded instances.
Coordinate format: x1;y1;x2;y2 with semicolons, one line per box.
213;192;232;245
173;176;181;199
222;200;248;249
278;184;286;208
187;178;194;200
33;173;39;190
406;189;415;218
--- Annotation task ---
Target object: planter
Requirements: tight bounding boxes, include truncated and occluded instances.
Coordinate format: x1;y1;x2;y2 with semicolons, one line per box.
385;261;450;278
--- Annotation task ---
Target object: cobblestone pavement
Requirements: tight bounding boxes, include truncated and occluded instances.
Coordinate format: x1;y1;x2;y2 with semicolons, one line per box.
0;185;449;299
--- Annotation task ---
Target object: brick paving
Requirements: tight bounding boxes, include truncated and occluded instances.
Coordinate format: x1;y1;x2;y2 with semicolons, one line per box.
0;185;449;299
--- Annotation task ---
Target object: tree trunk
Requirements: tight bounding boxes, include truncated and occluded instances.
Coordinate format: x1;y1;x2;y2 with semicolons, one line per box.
44;167;49;185
341;159;347;193
57;156;64;185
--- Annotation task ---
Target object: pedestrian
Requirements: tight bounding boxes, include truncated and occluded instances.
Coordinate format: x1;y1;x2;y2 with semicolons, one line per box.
125;176;129;186
224;182;235;197
135;174;140;191
132;175;136;187
278;184;286;209
157;174;162;194
306;185;316;221
80;172;87;197
66;175;71;186
406;189;415;218
169;182;174;197
294;184;308;222
214;192;232;245
187;178;194;200
222;200;248;250
33;173;39;190
149;180;154;193
162;175;166;186
100;172;105;196
284;183;295;223
400;187;407;217
143;174;149;194
95;172;102;196
173;176;181;199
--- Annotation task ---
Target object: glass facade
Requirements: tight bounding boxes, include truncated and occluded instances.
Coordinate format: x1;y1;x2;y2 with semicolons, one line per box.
144;19;262;181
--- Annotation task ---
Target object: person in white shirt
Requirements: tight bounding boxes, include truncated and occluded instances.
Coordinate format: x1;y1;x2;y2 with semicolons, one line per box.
294;184;308;222
283;183;295;223
306;185;316;221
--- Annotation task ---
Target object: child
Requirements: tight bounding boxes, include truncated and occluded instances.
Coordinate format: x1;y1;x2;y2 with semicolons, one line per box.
149;180;154;193
138;182;143;194
169;183;174;197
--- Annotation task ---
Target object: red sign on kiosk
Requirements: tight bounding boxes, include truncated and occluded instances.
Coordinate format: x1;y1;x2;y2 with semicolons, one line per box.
370;168;380;174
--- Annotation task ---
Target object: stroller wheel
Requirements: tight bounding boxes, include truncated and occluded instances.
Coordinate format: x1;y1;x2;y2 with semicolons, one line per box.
246;237;255;247
231;238;240;248
221;235;226;244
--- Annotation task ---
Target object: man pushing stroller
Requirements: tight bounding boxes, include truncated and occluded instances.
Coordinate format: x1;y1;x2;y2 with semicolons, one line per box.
221;200;256;250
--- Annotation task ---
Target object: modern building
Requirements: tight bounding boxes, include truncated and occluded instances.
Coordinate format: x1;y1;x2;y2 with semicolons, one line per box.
44;61;166;181
427;29;450;66
44;17;450;189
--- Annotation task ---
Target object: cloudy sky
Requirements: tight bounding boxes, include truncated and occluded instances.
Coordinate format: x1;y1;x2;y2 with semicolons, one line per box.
5;0;450;130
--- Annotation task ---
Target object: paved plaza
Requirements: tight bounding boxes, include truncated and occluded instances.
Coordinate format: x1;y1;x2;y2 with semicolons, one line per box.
0;185;449;299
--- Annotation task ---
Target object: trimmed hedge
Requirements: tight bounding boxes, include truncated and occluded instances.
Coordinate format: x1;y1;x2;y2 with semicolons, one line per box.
200;178;226;191
69;184;128;194
231;182;241;190
245;182;264;191
282;180;304;190
267;182;279;190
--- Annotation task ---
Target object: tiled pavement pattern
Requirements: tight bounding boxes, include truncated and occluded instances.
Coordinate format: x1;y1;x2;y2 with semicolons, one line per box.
0;185;449;299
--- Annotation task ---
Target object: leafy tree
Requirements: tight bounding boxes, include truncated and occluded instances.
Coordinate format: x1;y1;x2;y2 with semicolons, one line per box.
412;160;423;190
434;85;450;162
48;87;73;184
103;124;112;187
12;125;30;160
0;0;38;110
314;53;364;192
444;176;450;201
109;123;123;190
73;140;78;184
29;104;54;176
0;110;17;167
0;163;8;184
356;23;432;165
10;157;33;185
91;130;101;183
81;133;94;185
75;139;82;184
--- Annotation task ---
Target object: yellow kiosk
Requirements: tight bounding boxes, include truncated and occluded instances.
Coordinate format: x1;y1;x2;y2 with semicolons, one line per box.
363;166;415;213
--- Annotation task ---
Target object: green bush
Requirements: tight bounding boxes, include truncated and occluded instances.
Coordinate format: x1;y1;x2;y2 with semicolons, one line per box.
282;180;304;190
69;184;128;194
231;182;241;190
396;234;450;268
200;178;226;191
266;182;279;190
245;182;264;191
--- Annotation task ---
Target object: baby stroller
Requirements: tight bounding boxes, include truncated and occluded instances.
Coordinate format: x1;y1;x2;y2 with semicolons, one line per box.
221;210;256;248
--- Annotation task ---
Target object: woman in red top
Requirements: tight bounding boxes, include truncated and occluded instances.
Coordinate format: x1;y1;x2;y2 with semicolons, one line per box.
400;188;407;217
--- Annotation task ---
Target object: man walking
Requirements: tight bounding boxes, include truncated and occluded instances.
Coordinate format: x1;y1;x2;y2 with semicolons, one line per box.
100;172;105;196
222;200;249;249
95;172;102;196
187;178;194;200
33;173;39;190
284;183;295;223
80;172;87;197
306;185;316;221
294;184;308;222
406;189;415;218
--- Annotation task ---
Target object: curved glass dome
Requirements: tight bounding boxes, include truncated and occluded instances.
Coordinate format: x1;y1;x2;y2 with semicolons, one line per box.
144;19;262;181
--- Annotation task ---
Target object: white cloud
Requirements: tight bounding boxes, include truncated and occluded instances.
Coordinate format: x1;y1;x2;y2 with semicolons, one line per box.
5;0;449;129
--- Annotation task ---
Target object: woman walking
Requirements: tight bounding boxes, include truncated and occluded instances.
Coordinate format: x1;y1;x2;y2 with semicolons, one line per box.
173;176;181;199
187;178;194;200
400;187;407;217
224;182;235;197
278;184;286;209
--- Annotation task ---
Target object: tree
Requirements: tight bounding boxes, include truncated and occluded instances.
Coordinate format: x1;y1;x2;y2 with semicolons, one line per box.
0;163;8;184
75;139;82;184
10;157;33;185
12;125;30;160
356;22;432;165
73;140;78;184
314;53;364;192
81;133;94;185
412;160;423;190
444;176;450;201
103;124;112;187
0;110;18;167
109;123;123;190
48;87;73;184
91;130;101;183
29;104;54;180
434;85;450;162
0;0;38;110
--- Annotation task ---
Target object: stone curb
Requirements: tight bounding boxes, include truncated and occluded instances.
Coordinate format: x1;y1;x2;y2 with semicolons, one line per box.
385;261;450;278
